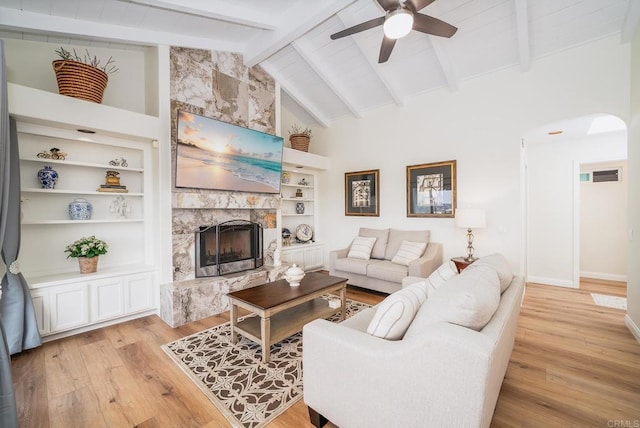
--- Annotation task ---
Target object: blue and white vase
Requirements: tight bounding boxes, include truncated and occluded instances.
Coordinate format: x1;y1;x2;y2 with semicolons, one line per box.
68;198;93;220
37;165;58;189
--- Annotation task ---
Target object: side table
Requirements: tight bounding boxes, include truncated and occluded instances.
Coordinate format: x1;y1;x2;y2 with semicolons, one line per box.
451;257;475;273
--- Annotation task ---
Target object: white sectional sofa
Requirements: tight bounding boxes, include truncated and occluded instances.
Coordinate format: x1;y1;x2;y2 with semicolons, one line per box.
329;227;442;294
303;254;524;428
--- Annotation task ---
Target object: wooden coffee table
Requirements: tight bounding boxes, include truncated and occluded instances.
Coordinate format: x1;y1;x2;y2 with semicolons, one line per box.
227;272;348;363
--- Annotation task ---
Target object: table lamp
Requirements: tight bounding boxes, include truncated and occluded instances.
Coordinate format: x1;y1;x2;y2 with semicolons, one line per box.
455;208;486;262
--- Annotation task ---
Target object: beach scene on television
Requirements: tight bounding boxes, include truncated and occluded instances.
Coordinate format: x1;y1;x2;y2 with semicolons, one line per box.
176;111;283;193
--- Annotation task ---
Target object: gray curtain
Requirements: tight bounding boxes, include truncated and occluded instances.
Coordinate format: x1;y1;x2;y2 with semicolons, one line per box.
1;115;42;355
0;39;18;428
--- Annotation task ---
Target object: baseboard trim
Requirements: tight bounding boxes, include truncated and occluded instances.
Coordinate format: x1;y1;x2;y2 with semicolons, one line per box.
526;276;577;288
580;271;627;282
625;315;640;345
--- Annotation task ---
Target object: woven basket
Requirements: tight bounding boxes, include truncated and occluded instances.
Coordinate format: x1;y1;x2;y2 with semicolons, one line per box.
52;60;108;103
290;134;310;152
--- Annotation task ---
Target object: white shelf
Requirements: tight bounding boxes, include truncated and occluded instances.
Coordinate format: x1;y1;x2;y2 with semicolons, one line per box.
282;213;314;217
282;183;313;189
21;188;143;196
20;157;144;172
22;219;143;225
26;264;156;288
281;197;313;202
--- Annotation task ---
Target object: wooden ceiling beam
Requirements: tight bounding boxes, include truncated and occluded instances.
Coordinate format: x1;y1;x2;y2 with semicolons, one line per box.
514;0;531;71
0;6;242;52
122;0;279;30
336;10;405;106
429;36;458;91
260;61;331;128
244;0;356;67
291;39;364;119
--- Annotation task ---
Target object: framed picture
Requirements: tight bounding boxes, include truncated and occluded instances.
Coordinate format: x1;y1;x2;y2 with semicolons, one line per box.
345;169;379;216
406;160;456;218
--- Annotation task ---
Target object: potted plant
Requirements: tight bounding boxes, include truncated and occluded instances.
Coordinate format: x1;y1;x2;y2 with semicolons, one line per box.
52;47;119;104
288;124;312;152
64;235;108;274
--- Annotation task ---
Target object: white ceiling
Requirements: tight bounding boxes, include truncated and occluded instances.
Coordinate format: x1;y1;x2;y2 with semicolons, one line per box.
1;0;639;127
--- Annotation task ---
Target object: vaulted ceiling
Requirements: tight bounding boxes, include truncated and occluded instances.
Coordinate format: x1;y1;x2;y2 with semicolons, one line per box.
1;0;639;127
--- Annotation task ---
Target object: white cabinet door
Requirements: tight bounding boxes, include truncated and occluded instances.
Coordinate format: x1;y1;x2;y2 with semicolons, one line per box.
30;289;50;335
281;248;304;268
50;283;89;333
90;277;125;322
124;273;155;314
304;245;325;270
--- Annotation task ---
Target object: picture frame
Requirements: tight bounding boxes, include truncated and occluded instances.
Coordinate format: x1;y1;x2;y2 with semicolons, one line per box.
345;169;380;216
406;160;456;218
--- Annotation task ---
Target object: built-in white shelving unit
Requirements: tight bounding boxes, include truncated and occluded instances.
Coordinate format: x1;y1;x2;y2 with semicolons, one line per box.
9;83;161;341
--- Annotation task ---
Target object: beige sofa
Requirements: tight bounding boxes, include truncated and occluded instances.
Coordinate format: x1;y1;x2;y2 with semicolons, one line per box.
303;254;524;428
329;228;442;294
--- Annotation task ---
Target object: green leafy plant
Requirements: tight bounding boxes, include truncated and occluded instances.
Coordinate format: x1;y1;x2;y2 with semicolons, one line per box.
288;124;312;138
55;47;119;75
64;236;109;259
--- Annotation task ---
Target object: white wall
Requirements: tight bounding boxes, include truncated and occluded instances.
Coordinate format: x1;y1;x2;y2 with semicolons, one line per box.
527;132;627;286
2;38;147;114
289;35;631;273
580;160;628;281
627;30;640;342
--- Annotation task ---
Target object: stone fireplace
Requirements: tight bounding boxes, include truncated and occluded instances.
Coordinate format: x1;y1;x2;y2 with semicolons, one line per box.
160;47;285;327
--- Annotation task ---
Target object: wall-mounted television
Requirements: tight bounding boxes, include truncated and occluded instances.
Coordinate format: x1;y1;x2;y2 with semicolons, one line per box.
175;110;283;194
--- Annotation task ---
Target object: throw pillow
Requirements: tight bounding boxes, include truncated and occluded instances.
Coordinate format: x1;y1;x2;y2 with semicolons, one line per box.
404;266;501;336
366;283;426;340
424;260;459;296
347;236;377;260
359;228;389;259
391;240;427;266
466;253;513;293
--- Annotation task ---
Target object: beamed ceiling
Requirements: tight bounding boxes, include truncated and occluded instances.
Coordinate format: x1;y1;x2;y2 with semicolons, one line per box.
1;0;639;127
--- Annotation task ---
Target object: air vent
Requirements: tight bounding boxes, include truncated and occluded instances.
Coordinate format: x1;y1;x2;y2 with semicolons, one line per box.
592;169;620;183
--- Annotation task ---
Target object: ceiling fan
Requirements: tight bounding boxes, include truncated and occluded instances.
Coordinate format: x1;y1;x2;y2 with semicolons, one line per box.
330;0;457;63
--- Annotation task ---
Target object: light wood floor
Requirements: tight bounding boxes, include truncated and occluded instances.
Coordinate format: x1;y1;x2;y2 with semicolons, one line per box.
11;279;639;427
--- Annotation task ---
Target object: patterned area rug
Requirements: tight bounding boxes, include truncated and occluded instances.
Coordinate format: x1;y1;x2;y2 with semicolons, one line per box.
161;297;370;428
591;293;627;310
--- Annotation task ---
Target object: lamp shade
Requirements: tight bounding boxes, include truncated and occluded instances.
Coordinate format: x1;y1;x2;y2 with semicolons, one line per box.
383;8;414;39
455;208;486;229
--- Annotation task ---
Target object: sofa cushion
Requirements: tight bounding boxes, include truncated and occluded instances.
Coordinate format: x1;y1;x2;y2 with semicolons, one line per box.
367;260;409;283
333;257;373;276
404;266;500;336
467;253;513;293
391;240;427;266
359;228;389;260
384;229;430;260
366;283;427;340
347;236;377;260
425;260;459;296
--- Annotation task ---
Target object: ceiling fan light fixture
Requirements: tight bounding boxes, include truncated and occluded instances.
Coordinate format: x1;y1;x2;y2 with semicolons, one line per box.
383;7;414;39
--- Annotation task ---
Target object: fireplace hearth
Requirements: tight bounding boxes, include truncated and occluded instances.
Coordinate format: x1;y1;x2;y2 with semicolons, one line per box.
195;220;263;277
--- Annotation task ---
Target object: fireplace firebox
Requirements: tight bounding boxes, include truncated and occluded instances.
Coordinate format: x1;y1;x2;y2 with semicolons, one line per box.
195;220;263;277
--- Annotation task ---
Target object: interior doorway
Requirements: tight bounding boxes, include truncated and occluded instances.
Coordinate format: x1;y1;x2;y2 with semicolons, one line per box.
522;113;628;289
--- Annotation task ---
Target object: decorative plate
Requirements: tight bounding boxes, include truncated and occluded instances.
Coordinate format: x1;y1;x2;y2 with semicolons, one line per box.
296;224;313;242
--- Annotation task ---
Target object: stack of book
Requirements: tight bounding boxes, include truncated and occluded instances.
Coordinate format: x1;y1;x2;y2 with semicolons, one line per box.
97;184;128;193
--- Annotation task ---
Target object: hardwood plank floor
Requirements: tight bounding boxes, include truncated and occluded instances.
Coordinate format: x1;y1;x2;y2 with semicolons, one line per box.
11;280;639;427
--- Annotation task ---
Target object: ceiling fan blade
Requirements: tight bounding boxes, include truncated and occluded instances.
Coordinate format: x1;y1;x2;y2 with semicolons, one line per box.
413;13;457;38
406;0;436;12
330;16;385;40
377;0;400;11
378;36;397;63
